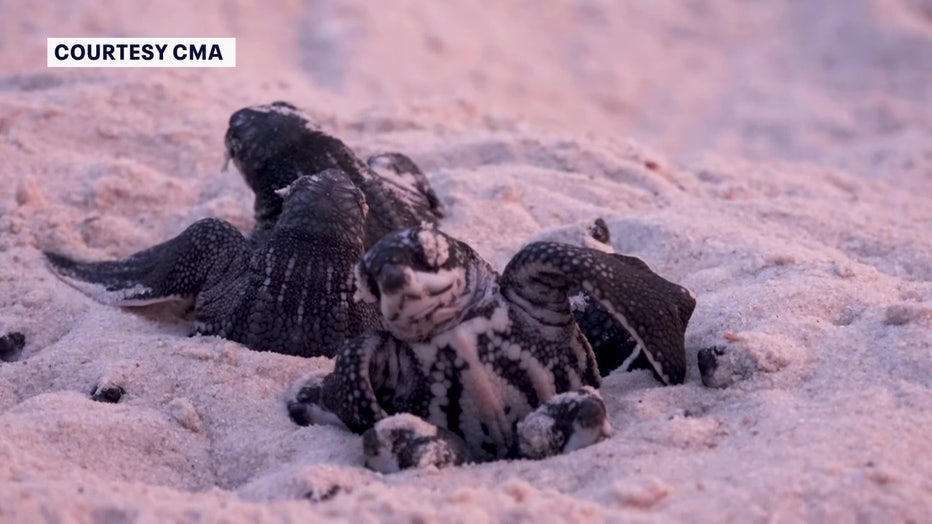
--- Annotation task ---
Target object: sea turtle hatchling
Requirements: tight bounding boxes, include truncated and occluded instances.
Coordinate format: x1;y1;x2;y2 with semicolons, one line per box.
288;225;696;471
44;169;380;358
522;217;689;383
224;101;444;247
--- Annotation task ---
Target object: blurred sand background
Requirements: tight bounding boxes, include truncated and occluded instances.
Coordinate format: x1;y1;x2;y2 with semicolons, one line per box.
0;1;930;522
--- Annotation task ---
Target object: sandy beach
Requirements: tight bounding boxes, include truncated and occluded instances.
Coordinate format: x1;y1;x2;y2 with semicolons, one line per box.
1;1;930;521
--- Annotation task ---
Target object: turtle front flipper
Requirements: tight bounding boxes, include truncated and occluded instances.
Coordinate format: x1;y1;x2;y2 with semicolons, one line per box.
573;297;644;377
503;242;695;385
367;152;445;219
288;331;407;434
44;218;250;306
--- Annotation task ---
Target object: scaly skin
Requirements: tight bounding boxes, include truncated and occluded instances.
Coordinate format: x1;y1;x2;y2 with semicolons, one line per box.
290;226;695;468
45;170;381;358
224;101;443;247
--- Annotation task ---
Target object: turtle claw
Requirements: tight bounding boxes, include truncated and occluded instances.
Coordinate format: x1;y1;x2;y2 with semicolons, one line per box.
367;152;445;219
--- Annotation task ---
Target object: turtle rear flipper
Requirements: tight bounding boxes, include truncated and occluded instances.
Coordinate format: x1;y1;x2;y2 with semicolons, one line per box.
517;386;612;459
502;242;695;385
367;152;445;219
44;218;250;306
530;218;642;377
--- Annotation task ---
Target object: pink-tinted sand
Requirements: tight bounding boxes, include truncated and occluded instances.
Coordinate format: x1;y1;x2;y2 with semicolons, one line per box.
1;1;930;521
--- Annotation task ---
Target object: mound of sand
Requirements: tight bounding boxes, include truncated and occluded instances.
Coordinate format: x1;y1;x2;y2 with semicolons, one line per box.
1;1;929;521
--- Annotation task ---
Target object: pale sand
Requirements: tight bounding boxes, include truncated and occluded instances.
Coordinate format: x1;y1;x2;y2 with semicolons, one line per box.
1;1;930;522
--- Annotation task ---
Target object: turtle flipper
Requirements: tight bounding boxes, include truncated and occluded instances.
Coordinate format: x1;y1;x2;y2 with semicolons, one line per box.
517;386;612;459
502;242;695;385
362;413;471;473
572;298;644;377
367;152;445;219
528;218;643;377
44;218;250;306
288;331;404;434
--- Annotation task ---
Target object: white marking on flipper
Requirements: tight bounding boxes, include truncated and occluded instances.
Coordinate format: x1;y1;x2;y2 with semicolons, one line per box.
52;272;181;306
569;292;589;312
373;411;438;435
616;345;644;372
581;281;672;385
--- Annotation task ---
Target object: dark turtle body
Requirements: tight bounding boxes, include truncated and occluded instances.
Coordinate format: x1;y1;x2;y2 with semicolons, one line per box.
289;225;695;470
45;170;380;358
224;101;443;247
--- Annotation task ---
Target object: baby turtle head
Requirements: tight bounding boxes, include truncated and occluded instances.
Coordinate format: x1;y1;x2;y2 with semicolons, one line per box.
354;226;497;342
224;101;319;183
225;101;369;231
275;169;368;240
